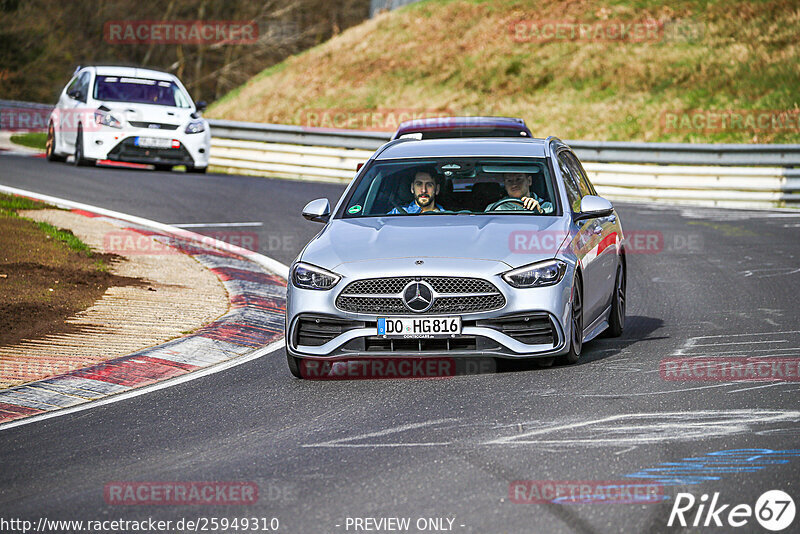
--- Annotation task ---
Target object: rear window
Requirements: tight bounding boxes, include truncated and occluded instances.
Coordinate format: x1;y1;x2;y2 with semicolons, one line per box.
93;76;191;108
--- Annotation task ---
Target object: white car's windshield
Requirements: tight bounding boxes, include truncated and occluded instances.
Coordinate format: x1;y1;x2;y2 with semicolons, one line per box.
93;76;192;108
342;157;558;217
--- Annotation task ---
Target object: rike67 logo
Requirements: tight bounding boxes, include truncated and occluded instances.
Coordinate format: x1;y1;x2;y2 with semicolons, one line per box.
668;490;795;531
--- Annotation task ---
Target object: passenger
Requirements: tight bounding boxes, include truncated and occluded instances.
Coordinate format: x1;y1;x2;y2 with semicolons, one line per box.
389;170;444;214
486;172;553;213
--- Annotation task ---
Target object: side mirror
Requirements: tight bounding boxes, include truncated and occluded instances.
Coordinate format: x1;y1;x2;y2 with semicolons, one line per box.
573;195;614;222
195;101;207;112
356;162;364;171
302;198;331;223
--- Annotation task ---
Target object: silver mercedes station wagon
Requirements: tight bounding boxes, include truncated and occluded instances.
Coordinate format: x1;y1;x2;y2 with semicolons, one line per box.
285;137;626;378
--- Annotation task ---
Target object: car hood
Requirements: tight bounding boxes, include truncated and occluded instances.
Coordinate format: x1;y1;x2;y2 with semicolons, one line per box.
300;215;573;273
98;102;196;127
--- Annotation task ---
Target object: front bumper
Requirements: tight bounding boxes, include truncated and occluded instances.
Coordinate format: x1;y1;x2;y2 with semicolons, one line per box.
81;128;210;167
286;270;575;360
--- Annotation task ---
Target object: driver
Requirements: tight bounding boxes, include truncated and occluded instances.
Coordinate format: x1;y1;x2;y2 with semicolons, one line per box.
388;170;444;214
486;172;553;213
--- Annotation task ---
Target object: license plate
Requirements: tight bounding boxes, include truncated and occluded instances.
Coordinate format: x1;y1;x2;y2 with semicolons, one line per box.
377;316;461;338
134;136;172;148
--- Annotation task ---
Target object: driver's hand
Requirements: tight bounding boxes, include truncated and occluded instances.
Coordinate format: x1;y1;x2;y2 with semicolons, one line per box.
521;196;543;213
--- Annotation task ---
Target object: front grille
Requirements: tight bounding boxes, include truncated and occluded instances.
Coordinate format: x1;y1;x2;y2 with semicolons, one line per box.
477;314;556;345
336;276;505;315
129;121;180;130
294;315;365;347
343;277;497;295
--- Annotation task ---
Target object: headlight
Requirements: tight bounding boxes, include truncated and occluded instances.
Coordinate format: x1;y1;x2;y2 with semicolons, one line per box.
94;111;121;128
502;259;567;288
185;120;205;134
292;262;341;290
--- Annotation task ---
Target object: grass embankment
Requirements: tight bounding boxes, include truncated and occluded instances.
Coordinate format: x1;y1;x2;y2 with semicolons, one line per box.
10;133;46;150
0;193;132;346
208;0;800;143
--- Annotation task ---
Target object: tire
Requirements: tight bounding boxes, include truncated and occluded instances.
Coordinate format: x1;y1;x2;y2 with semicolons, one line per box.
72;125;94;167
287;353;304;379
605;262;626;338
154;164;173;172
45;122;66;162
557;276;583;365
187;166;207;174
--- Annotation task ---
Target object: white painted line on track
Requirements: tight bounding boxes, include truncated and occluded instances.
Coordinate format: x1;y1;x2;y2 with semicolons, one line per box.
302;419;458;448
687;330;800;340
691;340;790;347
172;222;264;228
727;382;800;394
0;340;284;432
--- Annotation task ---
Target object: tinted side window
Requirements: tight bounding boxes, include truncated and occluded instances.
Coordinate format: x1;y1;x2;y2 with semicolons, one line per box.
557;152;582;213
565;152;596;197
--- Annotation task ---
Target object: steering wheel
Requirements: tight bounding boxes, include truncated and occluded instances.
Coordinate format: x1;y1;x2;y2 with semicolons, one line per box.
485;198;526;212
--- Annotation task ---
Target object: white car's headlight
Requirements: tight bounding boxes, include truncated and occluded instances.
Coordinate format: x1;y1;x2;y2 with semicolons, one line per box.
185;120;205;134
502;259;567;288
94;111;122;129
292;262;341;290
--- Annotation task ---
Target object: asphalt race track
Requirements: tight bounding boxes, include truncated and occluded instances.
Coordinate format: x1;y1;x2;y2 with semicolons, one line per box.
2;154;800;533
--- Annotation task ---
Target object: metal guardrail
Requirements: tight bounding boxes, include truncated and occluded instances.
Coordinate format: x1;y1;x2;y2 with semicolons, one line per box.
206;121;799;207
206;119;800;167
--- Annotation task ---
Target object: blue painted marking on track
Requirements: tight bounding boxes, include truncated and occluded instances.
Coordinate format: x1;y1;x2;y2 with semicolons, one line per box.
623;449;800;499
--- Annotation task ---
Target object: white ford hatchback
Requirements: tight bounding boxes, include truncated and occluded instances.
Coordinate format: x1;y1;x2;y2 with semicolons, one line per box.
46;66;210;172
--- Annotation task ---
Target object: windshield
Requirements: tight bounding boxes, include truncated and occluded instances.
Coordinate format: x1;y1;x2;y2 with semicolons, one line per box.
93;76;192;108
342;157;558;218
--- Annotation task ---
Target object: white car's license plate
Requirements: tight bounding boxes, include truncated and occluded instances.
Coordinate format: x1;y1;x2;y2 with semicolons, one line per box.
377;316;461;338
134;136;172;148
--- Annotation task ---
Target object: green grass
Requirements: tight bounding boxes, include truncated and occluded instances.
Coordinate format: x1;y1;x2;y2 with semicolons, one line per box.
0;192;99;259
34;221;93;256
0;192;51;212
10;132;47;150
208;0;800;143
